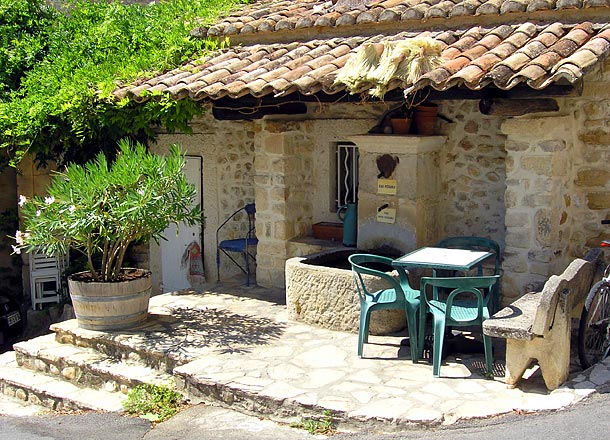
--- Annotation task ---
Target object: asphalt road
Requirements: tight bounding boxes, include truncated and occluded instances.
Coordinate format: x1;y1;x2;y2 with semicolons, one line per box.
1;391;609;440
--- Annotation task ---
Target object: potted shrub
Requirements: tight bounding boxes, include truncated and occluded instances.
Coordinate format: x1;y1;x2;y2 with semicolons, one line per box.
12;139;201;330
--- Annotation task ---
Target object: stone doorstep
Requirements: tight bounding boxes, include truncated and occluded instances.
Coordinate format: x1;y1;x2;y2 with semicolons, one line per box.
50;319;183;374
0;351;125;412
13;333;174;394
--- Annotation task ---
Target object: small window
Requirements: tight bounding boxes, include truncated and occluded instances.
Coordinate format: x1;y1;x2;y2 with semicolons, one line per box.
334;142;358;209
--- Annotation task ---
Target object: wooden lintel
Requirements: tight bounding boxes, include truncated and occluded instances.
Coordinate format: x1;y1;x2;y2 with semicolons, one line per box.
479;98;560;116
210;84;579;111
410;84;580;102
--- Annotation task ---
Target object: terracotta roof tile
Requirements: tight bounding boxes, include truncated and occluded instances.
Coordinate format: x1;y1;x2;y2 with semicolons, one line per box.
450;0;481;17
472;52;504;70
463;44;491;60
581;34;610;56
499;51;535;71
450;64;486;83
556;0;582;8
443;46;464;59
500;0;529;13
476;0;503;14
115;1;610;103
525;0;552;11
377;7;399;21
444;56;472;72
192;0;609;39
485;43;515;61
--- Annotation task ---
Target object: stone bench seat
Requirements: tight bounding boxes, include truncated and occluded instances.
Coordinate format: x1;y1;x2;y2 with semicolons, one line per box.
483;248;604;390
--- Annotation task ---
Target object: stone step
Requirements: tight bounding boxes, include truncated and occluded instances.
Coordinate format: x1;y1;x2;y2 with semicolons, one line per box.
0;351;125;412
13;333;174;394
50;319;199;374
0;393;48;416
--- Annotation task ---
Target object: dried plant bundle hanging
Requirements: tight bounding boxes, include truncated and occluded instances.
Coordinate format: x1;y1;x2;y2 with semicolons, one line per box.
333;42;384;92
334;37;443;98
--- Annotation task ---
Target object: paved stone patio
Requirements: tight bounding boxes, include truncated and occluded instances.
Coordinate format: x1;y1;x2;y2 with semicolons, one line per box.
3;280;610;432
106;283;610;429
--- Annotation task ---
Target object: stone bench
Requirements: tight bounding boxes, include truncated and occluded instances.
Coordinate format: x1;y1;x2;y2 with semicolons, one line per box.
483;248;605;390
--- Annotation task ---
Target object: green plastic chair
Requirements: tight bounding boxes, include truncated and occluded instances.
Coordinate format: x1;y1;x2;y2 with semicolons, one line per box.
348;254;420;361
417;275;500;377
436;236;501;312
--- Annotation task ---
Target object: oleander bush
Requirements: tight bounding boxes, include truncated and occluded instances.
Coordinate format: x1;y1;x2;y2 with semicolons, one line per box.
13;139;201;282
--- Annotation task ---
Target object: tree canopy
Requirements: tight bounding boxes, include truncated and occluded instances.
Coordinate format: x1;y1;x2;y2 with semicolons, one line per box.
0;0;247;167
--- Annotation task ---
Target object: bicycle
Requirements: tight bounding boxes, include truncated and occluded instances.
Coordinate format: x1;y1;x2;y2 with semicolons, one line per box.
578;219;610;369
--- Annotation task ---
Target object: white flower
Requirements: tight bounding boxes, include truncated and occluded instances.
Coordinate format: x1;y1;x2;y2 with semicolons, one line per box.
36;210;41;217
18;195;27;207
44;196;55;204
68;205;76;213
11;245;21;255
137;188;145;196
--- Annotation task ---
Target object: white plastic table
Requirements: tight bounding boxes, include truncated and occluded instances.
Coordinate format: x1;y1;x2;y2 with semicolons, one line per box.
393;247;493;272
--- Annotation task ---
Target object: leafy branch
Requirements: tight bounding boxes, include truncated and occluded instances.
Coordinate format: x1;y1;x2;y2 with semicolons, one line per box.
0;0;248;166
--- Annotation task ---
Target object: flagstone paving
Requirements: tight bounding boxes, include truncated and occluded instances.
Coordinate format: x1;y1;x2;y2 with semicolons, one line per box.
2;281;610;432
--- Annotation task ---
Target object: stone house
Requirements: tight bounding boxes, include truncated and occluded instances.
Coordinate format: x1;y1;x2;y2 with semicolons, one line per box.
21;0;610;307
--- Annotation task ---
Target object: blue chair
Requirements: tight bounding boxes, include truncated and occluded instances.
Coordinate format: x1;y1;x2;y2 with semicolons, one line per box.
348;254;420;361
216;203;258;286
436;236;501;312
418;275;500;377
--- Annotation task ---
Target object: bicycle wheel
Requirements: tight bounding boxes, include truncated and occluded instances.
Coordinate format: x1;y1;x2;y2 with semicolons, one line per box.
578;280;610;369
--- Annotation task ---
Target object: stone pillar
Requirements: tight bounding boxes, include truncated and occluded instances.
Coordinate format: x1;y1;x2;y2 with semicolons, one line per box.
348;135;445;252
501;115;574;303
254;119;314;288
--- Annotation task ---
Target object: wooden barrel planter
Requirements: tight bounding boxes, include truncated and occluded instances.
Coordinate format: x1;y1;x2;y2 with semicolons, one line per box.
68;269;152;331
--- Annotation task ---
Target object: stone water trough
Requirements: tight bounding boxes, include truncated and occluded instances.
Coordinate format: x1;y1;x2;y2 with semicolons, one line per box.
285;248;406;335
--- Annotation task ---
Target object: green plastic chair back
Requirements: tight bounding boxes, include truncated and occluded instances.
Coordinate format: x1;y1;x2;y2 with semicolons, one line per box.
348;254;420;361
418;275;500;377
436;236;501;312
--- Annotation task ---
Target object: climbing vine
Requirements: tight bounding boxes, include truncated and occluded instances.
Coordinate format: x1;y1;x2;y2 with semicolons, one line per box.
0;0;248;166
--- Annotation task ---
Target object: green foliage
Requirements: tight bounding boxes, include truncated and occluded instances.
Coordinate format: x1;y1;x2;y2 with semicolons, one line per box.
13;139;201;282
290;410;336;435
0;0;54;100
0;0;247;166
123;383;184;423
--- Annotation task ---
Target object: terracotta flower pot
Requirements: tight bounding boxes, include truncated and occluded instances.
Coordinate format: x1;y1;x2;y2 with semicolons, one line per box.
414;104;438;135
390;118;412;134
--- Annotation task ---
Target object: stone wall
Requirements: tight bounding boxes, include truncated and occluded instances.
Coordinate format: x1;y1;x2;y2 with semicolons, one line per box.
500;114;576;302
568;59;610;256
254;119;315;287
436;100;507;246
